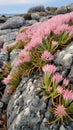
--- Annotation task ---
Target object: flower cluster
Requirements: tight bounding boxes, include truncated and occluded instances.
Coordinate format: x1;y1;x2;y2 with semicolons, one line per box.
1;12;73;125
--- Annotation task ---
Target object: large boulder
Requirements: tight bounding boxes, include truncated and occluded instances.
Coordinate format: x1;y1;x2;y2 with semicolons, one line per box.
0;51;8;63
0;16;25;29
55;6;67;14
46;7;57;12
25;20;38;26
0;16;7;23
7;72;73;130
28;6;45;13
31;13;41;20
55;3;73;14
67;3;73;12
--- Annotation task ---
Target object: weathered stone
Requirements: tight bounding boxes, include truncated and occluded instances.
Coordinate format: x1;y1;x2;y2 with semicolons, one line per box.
68;66;73;83
46;7;57;12
0;16;25;29
28;6;45;13
67;3;73;12
25;20;37;26
0;40;4;48
0;29;18;36
60;125;67;130
31;13;41;20
0;101;4;108
10;49;20;61
0;16;7;23
0;51;8;62
62;53;72;68
55;6;67;14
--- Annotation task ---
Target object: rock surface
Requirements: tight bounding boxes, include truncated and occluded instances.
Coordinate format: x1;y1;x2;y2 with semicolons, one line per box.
0;16;25;29
28;6;45;13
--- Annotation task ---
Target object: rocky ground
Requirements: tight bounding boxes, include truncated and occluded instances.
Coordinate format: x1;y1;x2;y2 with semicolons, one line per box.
0;3;73;130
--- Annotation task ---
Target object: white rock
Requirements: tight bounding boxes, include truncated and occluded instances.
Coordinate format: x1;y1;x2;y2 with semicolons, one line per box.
24;107;30;116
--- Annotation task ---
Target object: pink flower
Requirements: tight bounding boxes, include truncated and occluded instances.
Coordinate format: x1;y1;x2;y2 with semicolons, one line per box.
52;73;63;83
2;75;11;85
41;50;53;61
15;59;23;67
63;78;69;86
6;88;13;95
42;64;57;74
57;85;63;94
52;41;58;46
18;49;30;63
63;89;73;101
0;48;7;53
25;36;42;50
16;32;27;42
54;104;66;117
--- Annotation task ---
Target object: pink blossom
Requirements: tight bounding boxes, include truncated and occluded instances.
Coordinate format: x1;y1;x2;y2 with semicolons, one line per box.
18;49;30;63
16;32;29;42
52;41;58;46
63;78;69;86
52;73;63;83
54;104;66;117
16;12;73;52
0;48;7;53
57;85;63;94
2;75;11;85
6;89;13;95
42;64;57;74
63;89;73;101
15;59;23;67
41;50;53;61
25;35;42;50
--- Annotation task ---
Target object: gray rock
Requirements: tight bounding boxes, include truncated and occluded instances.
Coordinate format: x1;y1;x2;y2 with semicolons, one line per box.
0;101;3;108
0;40;4;48
25;20;38;26
54;50;66;65
40;15;54;22
46;7;57;12
39;16;48;22
67;3;73;12
28;6;45;13
0;31;18;43
3;40;16;48
55;6;67;14
62;53;72;68
0;16;7;23
0;29;18;36
60;125;67;130
0;16;25;29
0;51;8;62
10;49;20;61
7;75;47;130
68;66;73;83
31;13;41;20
